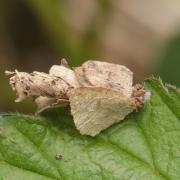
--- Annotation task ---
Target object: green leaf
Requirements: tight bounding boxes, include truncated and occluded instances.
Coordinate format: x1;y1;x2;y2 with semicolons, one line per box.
0;78;180;180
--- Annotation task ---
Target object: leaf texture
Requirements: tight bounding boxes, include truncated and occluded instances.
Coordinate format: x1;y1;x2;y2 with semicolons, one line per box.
0;78;179;180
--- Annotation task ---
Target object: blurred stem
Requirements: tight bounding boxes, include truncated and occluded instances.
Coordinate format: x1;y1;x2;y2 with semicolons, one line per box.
25;0;112;65
81;0;113;56
25;0;83;64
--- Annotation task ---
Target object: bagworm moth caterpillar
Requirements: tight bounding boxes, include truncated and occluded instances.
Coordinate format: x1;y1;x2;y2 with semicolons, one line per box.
5;60;148;136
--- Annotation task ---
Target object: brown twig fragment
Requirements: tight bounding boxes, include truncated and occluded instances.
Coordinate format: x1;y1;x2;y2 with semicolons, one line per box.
132;84;146;109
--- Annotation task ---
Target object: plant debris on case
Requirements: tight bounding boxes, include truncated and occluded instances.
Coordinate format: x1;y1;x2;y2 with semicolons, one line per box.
5;59;148;136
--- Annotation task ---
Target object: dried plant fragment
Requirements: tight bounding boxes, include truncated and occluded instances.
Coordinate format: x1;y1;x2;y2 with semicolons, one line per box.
49;65;80;87
5;60;148;136
74;61;133;97
68;87;135;136
132;84;146;108
5;70;70;102
34;96;69;114
74;67;91;86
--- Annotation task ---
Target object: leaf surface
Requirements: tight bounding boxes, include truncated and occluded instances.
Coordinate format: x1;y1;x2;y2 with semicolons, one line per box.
0;79;179;180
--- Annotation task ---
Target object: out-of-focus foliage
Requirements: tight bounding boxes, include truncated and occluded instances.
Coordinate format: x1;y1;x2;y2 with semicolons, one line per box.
0;0;180;113
25;0;112;65
156;34;180;86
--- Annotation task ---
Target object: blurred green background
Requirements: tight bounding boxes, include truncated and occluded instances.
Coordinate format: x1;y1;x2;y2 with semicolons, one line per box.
0;0;180;113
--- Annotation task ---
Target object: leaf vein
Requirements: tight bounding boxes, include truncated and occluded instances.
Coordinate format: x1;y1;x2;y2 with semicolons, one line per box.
14;125;63;179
